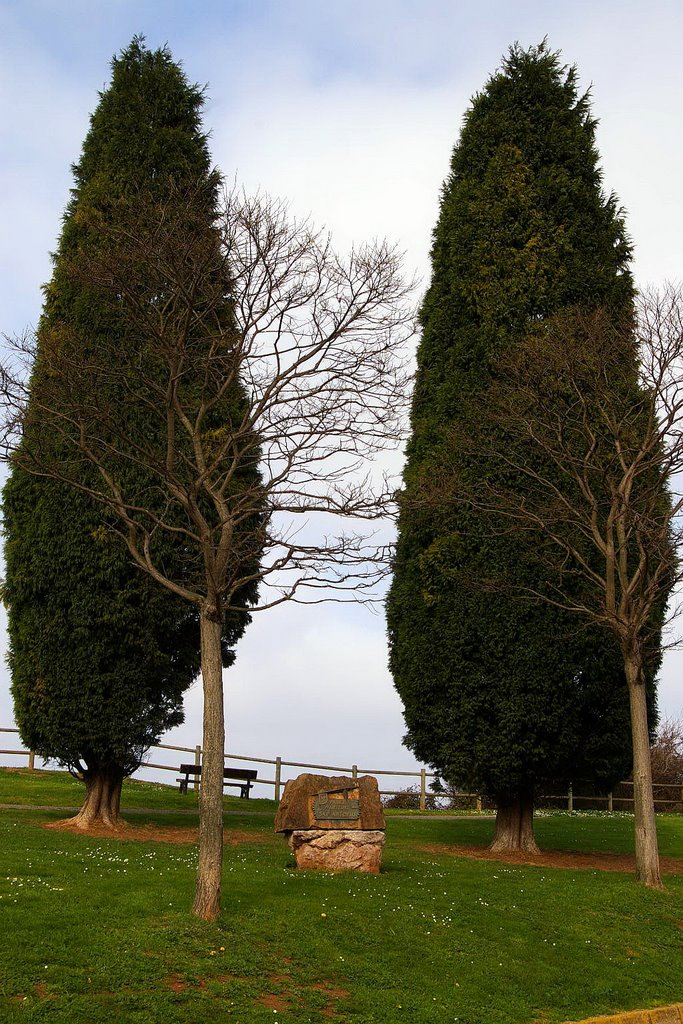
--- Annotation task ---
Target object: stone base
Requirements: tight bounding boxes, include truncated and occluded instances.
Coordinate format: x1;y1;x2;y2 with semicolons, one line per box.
288;829;385;874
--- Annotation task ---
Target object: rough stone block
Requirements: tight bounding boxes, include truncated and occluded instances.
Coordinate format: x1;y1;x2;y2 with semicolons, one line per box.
274;773;385;832
288;828;385;873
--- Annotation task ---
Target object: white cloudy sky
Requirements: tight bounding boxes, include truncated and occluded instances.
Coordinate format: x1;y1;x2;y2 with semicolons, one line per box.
1;0;682;791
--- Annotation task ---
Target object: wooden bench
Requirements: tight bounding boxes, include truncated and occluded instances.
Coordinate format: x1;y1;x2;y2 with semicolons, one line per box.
177;763;257;798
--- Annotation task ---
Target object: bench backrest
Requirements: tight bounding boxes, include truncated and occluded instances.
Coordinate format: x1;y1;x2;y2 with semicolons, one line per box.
223;767;258;781
179;763;257;782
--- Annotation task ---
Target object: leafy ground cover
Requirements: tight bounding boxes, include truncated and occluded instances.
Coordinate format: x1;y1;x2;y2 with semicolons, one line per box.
0;768;681;1024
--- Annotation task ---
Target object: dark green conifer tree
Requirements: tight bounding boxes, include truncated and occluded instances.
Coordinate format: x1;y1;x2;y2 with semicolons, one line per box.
387;42;658;850
3;39;257;827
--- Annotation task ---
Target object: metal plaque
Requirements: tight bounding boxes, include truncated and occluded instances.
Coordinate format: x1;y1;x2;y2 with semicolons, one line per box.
313;786;360;822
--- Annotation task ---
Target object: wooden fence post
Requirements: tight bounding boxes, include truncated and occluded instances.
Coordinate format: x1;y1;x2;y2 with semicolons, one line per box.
274;756;282;802
28;751;35;771
568;783;573;813
608;791;613;813
475;794;482;813
352;764;358;779
419;768;426;811
194;744;201;792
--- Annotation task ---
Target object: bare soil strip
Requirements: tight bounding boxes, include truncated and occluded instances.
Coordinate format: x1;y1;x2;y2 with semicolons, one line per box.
43;819;276;844
419;842;683;874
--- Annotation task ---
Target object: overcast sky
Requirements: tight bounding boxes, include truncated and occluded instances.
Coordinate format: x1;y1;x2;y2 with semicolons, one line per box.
1;0;682;793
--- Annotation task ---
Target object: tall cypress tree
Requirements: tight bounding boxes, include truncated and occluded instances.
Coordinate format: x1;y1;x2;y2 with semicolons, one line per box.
387;42;656;849
3;39;257;826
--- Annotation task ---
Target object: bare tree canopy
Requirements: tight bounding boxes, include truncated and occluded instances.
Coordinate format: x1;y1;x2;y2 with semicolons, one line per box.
2;184;414;611
0;182;414;918
650;717;683;786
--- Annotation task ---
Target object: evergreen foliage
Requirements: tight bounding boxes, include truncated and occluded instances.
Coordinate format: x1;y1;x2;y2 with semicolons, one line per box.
387;42;657;806
3;39;257;783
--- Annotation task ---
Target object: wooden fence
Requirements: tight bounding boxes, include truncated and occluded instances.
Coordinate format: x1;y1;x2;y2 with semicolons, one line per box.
2;727;682;811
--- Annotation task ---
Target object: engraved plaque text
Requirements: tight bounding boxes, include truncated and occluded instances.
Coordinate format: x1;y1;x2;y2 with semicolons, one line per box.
313;786;361;822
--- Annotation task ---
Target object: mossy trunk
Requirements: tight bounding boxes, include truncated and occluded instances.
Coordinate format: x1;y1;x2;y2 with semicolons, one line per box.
490;786;539;853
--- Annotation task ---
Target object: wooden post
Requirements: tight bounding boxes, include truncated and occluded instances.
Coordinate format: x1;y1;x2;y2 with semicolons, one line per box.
274;756;282;802
194;744;201;793
608;791;613;813
568;783;573;813
475;794;482;813
28;751;35;771
419;768;426;811
352;764;358;779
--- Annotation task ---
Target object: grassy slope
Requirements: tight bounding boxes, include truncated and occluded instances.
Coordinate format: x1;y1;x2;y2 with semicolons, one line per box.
0;768;681;1024
0;768;278;812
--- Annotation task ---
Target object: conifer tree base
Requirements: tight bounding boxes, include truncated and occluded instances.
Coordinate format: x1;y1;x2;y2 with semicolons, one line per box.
66;767;125;829
489;789;539;854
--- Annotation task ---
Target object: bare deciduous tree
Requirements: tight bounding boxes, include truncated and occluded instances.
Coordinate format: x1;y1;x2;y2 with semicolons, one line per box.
650;717;683;786
417;289;683;888
1;183;414;919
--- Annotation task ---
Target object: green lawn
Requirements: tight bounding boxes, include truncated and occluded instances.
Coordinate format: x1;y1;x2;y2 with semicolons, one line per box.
0;767;278;812
0;768;681;1024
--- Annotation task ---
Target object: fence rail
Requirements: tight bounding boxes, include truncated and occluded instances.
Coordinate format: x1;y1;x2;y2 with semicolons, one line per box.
2;727;682;812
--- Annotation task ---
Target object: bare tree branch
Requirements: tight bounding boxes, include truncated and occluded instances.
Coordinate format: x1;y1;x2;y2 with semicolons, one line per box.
1;183;416;614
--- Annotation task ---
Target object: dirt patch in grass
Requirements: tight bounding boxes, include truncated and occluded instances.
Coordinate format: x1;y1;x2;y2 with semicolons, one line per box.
164;974;188;993
258;993;291;1012
43;819;275;845
419;842;683;874
162;973;211;992
254;973;349;1018
310;983;350;998
311;982;351;1018
33;983;54;1000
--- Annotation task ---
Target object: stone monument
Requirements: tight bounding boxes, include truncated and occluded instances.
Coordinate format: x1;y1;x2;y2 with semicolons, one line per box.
274;773;386;873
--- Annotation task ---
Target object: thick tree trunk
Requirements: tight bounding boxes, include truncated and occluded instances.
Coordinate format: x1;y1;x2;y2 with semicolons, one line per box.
624;655;662;888
490;787;540;854
68;765;124;829
192;605;225;921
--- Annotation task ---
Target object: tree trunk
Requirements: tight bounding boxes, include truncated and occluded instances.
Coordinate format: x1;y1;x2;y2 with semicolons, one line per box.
490;786;539;853
68;765;124;829
624;654;662;888
192;604;225;921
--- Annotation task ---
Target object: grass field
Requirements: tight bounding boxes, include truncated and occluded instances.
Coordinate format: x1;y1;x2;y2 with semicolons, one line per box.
0;766;278;812
0;768;681;1024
